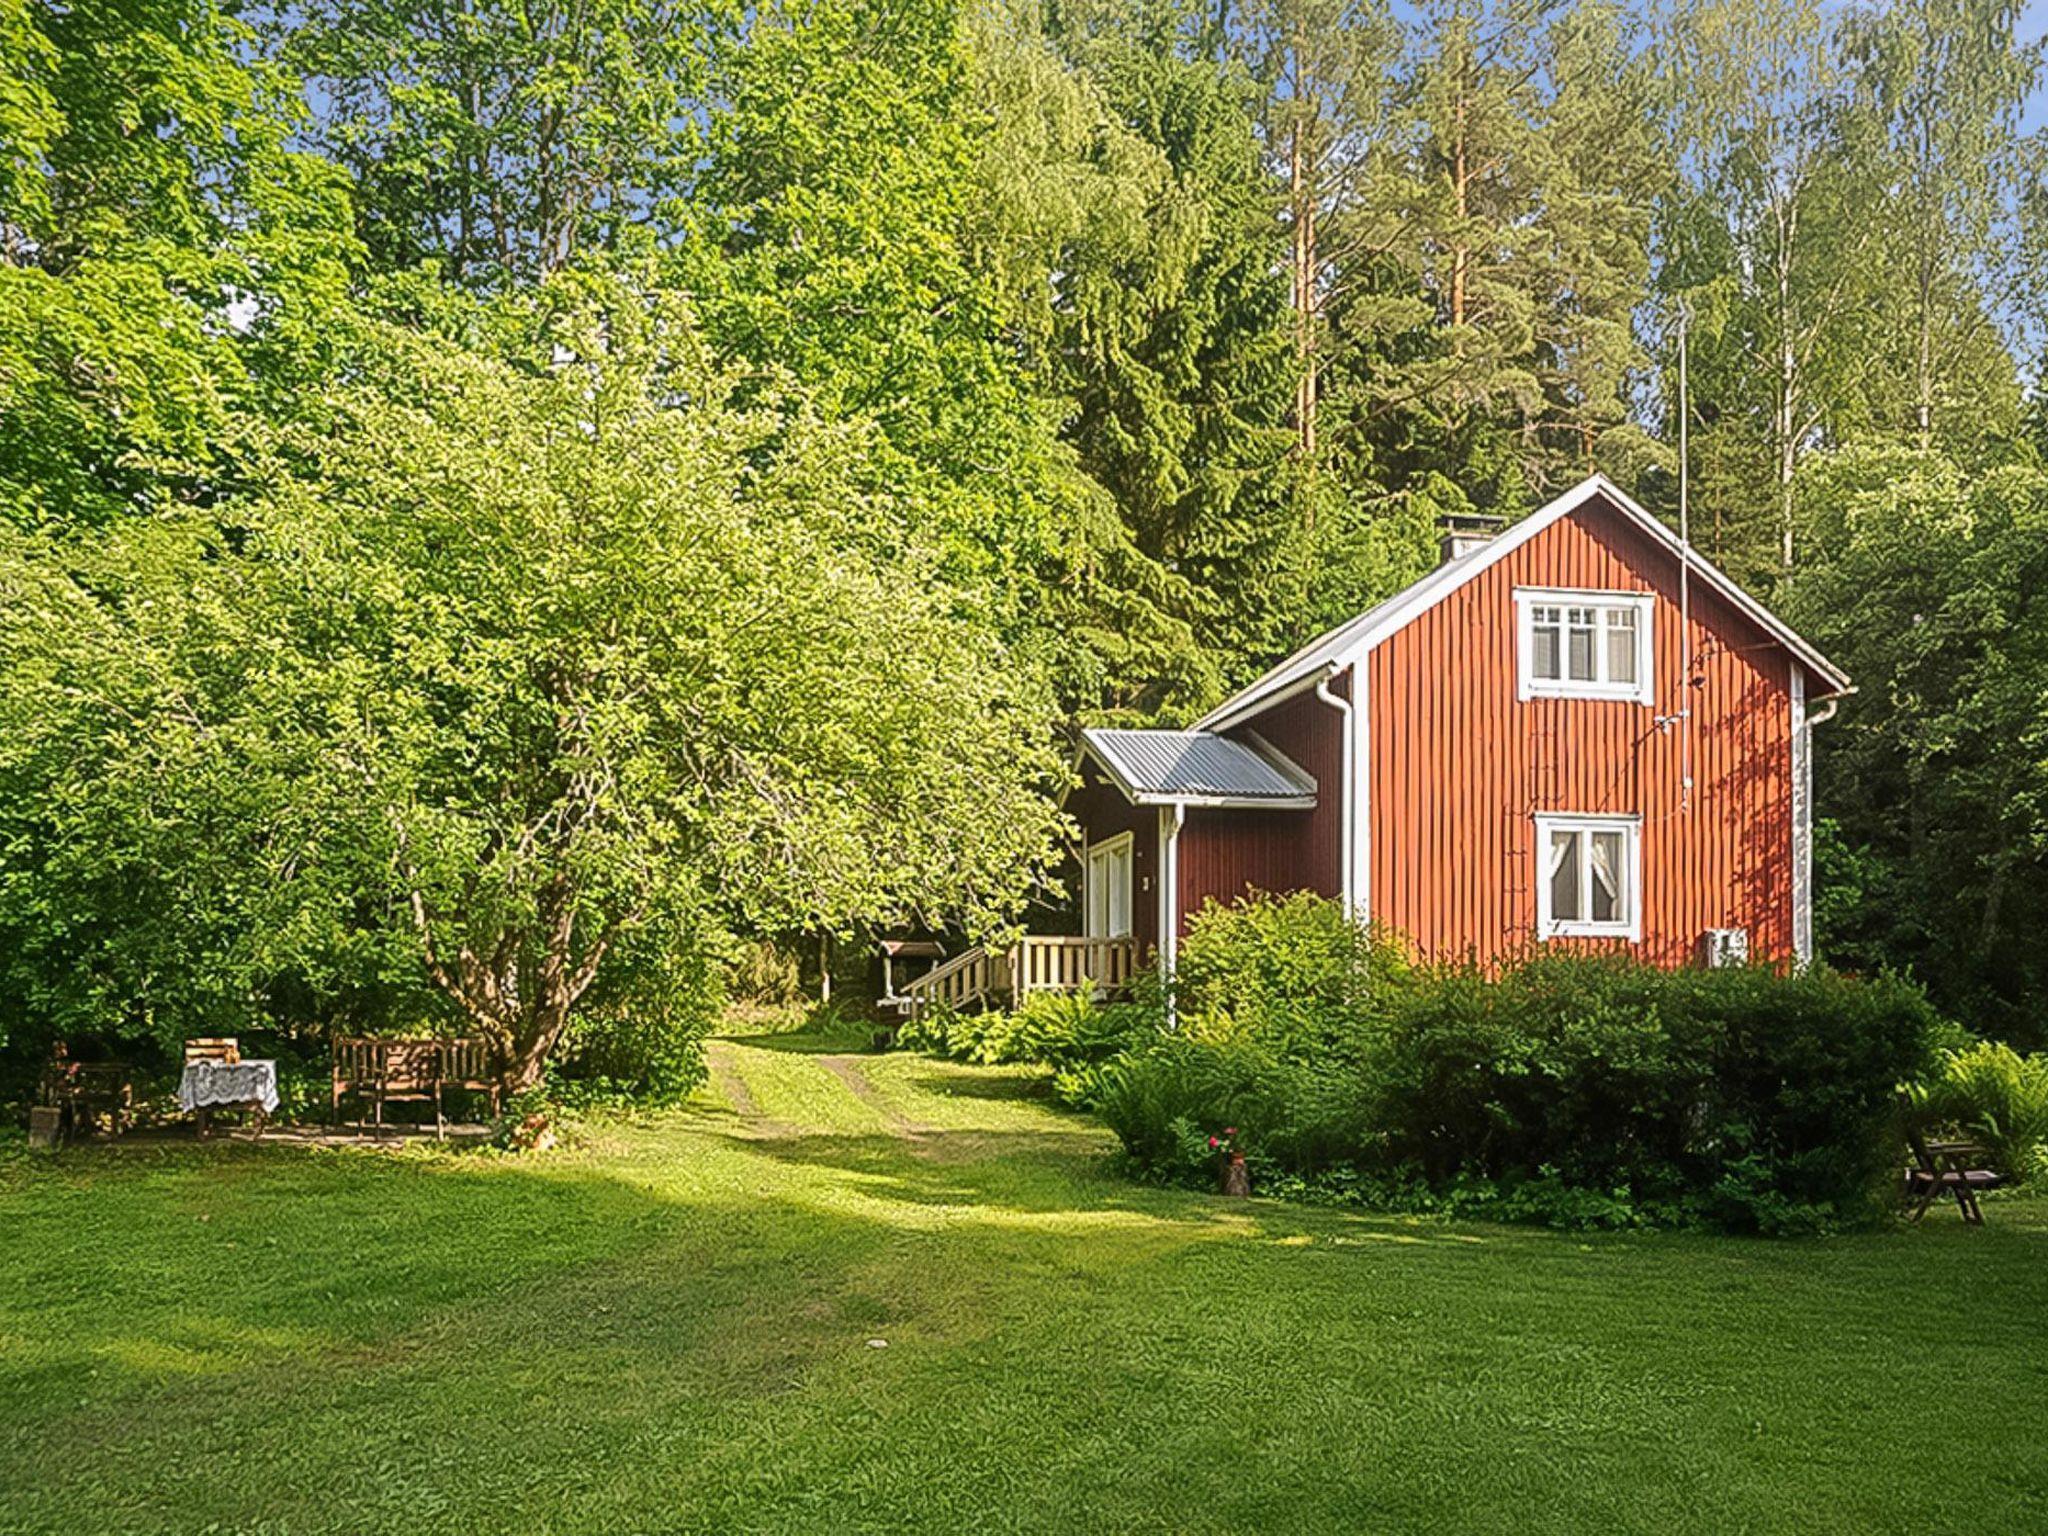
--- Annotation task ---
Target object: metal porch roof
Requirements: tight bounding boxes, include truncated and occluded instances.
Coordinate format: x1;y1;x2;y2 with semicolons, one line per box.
1079;728;1316;808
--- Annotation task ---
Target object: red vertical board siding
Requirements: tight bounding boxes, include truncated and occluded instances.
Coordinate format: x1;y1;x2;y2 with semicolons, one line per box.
1066;763;1160;952
1173;681;1347;936
1366;498;1797;968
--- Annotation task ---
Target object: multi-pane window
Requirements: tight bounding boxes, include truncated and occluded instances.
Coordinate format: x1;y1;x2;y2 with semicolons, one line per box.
1537;816;1640;939
1517;590;1653;702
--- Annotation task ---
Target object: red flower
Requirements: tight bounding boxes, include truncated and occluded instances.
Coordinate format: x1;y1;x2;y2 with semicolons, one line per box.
1224;1127;1238;1137
1207;1136;1219;1149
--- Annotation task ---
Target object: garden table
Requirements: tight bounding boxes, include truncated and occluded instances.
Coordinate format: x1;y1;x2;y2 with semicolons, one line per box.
177;1058;279;1137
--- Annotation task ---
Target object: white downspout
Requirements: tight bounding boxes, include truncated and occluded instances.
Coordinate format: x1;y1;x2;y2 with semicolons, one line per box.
1792;686;1846;968
1315;668;1355;915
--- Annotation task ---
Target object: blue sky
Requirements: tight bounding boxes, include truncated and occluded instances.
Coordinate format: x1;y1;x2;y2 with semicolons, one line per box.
2026;0;2048;131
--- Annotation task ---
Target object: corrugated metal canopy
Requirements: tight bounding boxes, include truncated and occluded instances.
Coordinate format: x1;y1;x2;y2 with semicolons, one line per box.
1081;728;1316;808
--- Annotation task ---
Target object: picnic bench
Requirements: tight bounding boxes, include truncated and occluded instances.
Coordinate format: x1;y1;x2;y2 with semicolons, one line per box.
1905;1120;2002;1225
332;1037;502;1137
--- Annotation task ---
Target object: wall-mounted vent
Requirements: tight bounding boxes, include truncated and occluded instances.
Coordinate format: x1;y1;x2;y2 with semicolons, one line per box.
1701;927;1750;968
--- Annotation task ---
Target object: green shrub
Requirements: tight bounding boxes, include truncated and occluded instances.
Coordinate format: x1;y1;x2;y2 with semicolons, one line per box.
556;942;722;1102
1092;1036;1272;1180
894;977;1167;1094
1375;957;1937;1232
730;940;804;1006
1175;891;1413;1063
1095;906;1940;1233
1924;1041;2048;1182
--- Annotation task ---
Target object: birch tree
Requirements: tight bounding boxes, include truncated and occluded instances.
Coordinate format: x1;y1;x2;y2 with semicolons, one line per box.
1668;0;1875;568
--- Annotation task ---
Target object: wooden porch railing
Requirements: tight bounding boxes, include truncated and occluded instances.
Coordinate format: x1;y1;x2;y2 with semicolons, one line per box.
899;935;1143;1017
902;945;1005;1016
1005;936;1142;997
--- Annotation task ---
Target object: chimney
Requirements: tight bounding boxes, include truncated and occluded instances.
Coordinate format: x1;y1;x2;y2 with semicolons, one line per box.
1437;511;1506;565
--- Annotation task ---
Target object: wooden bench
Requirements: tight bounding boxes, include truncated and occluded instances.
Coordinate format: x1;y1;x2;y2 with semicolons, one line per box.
37;1057;133;1141
332;1037;501;1137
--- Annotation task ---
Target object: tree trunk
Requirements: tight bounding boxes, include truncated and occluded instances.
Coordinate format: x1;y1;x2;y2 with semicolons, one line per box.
1773;204;1799;570
1289;68;1318;475
1449;95;1469;332
1916;239;1935;454
408;875;612;1097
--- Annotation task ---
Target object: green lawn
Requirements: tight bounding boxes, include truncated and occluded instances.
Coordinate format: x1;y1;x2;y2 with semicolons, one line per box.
4;1027;2046;1535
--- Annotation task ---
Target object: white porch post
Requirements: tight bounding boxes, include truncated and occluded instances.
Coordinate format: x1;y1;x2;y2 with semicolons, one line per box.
1157;803;1184;987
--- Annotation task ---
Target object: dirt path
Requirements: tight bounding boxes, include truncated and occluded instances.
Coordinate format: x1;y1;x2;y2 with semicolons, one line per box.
702;1041;792;1138
820;1055;925;1138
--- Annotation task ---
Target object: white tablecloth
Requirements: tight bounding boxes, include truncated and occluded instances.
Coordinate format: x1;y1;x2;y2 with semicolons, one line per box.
177;1059;280;1113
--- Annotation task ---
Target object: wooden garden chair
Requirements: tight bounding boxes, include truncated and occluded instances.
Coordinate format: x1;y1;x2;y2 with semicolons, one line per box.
1904;1122;2001;1226
332;1037;450;1138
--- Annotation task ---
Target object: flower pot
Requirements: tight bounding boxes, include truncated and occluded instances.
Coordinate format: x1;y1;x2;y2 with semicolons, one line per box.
1219;1150;1250;1197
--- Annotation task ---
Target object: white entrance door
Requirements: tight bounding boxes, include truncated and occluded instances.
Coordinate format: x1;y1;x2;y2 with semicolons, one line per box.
1086;833;1134;939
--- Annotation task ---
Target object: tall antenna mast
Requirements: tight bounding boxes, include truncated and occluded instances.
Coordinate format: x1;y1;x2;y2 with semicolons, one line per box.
1677;299;1695;814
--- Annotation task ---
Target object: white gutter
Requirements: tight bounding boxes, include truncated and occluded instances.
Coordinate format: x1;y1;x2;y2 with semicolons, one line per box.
1203;666;1345;734
1314;667;1354;914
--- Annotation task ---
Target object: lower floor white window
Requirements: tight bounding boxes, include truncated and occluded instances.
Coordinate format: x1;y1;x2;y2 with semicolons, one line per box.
1536;814;1641;940
1086;832;1134;939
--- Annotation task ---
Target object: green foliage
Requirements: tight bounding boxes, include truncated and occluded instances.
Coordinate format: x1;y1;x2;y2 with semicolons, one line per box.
1921;1041;2048;1183
280;0;713;285
1782;448;2048;1043
729;940;805;1009
894;987;1156;1077
0;295;1069;1089
1096;934;1941;1233
1173;890;1413;1062
1377;957;1939;1232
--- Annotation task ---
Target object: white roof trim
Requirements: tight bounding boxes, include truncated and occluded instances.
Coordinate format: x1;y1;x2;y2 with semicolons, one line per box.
1076;728;1317;810
1196;474;1851;731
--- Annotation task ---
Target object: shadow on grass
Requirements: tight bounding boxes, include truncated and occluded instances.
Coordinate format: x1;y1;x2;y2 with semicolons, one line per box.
717;1025;875;1056
9;1101;2048;1536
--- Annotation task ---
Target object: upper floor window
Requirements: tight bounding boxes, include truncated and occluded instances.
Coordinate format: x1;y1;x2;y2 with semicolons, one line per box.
1515;588;1654;704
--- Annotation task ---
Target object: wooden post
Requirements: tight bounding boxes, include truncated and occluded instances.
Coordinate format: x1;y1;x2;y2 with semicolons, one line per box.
819;933;832;1005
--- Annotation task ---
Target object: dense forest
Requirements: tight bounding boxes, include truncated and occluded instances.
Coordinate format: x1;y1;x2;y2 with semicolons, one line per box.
4;0;2048;1084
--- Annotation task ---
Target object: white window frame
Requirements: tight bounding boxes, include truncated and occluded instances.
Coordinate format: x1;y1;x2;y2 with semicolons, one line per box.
1515;588;1655;705
1535;814;1642;942
1085;831;1135;940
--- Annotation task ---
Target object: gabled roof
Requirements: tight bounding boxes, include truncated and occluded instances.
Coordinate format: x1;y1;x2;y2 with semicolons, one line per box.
1079;728;1316;809
1195;474;1852;732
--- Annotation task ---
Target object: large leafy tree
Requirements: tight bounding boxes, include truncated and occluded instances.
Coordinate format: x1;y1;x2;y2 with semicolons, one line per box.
1846;0;2034;459
0;299;1070;1084
275;0;716;286
1783;448;2048;1043
0;0;355;530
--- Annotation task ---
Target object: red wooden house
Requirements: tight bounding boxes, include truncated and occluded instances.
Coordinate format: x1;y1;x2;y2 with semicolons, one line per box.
903;476;1850;1014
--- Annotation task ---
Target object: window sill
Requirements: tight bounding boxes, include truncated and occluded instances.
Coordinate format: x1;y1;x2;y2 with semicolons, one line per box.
1539;924;1640;942
1521;683;1652;704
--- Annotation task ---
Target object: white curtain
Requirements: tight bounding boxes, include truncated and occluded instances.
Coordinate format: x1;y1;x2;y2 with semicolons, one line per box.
1589;832;1621;921
1547;830;1579;921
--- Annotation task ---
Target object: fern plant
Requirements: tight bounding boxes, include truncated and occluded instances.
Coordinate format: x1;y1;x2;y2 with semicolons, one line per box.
1928;1042;2048;1183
